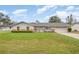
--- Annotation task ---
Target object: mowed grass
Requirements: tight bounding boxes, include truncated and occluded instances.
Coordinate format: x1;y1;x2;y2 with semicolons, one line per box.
0;32;79;54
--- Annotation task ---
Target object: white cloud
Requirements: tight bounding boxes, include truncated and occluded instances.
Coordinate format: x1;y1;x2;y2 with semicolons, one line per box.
12;9;27;17
37;5;56;14
45;5;79;22
65;6;75;11
56;11;68;17
45;11;68;22
72;12;79;20
74;7;79;11
46;11;68;18
59;6;79;21
45;10;79;22
56;11;71;22
45;14;56;20
12;9;28;22
0;10;9;15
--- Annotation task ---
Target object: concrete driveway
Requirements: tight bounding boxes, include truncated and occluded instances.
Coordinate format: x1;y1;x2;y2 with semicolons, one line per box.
55;28;79;39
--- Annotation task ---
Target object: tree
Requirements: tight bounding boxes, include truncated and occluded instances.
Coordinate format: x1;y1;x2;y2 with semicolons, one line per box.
0;12;4;19
0;12;11;25
11;21;17;24
35;20;40;23
66;14;74;27
49;15;61;23
66;14;75;32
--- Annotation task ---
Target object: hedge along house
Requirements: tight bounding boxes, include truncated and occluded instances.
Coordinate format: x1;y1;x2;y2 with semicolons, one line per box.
11;22;69;32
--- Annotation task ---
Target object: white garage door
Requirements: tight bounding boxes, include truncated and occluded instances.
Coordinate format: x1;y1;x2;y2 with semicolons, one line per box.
55;28;67;33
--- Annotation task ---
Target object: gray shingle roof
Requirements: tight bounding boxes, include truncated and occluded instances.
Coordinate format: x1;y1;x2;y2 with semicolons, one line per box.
29;23;69;28
12;22;69;28
0;22;69;28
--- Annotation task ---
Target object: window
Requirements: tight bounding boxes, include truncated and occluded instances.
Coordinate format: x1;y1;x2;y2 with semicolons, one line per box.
17;26;20;31
9;26;11;29
45;26;49;29
27;27;29;30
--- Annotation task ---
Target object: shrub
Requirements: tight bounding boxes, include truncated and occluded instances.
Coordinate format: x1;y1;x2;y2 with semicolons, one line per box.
74;30;78;32
68;27;72;32
11;30;33;33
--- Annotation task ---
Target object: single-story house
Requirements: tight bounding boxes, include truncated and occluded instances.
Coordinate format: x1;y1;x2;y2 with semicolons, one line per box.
10;22;69;32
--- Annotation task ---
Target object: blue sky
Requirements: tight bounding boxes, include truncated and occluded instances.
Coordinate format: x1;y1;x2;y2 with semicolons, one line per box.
0;5;79;23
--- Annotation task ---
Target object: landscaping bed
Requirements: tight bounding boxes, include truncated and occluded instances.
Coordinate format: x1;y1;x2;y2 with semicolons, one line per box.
11;30;33;33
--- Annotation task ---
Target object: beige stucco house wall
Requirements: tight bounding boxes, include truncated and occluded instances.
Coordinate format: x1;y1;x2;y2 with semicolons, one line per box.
11;23;34;31
34;26;54;32
10;22;69;32
11;23;55;32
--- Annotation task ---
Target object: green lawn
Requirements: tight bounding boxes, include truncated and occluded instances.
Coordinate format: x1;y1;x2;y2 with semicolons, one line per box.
0;32;79;54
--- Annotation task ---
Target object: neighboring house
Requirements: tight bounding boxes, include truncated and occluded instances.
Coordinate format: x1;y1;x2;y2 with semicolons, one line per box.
0;24;11;31
72;23;79;31
11;22;69;32
0;22;14;31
